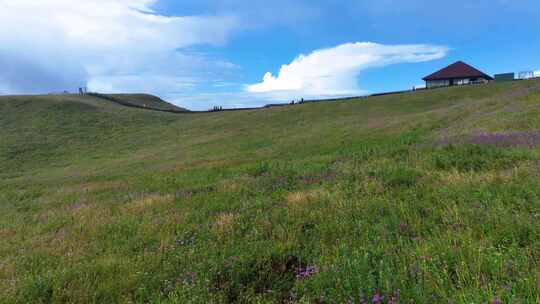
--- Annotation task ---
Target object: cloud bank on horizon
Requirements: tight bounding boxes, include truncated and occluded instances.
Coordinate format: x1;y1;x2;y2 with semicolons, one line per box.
0;0;238;95
246;42;448;99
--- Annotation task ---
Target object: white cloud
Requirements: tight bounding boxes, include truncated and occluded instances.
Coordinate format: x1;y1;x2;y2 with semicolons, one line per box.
534;70;540;77
0;0;239;94
246;42;448;99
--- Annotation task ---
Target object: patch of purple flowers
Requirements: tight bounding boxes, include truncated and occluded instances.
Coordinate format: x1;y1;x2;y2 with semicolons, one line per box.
348;289;402;304
295;265;319;279
471;130;540;148
491;299;503;304
439;130;540;148
371;292;384;303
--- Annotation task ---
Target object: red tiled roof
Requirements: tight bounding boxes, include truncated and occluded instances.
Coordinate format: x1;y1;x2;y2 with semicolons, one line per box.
423;61;493;81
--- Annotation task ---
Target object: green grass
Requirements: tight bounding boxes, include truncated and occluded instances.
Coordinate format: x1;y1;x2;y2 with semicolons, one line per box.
1;80;540;303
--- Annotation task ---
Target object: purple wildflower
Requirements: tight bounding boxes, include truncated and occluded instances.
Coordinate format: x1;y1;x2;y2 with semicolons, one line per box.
491;299;503;304
372;292;384;303
296;265;319;279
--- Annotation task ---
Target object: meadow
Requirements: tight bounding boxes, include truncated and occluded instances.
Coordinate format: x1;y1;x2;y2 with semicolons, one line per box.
1;80;539;303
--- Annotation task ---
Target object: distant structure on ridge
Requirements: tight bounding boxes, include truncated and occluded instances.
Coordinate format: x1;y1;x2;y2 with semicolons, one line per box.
423;61;493;89
78;87;88;96
518;71;534;80
494;73;515;82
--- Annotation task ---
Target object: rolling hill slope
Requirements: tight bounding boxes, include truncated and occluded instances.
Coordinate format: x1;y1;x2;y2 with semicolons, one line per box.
1;80;540;303
103;93;188;112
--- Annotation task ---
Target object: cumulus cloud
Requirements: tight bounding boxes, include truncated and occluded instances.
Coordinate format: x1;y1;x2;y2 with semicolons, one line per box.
535;70;540;77
246;42;448;99
0;0;239;94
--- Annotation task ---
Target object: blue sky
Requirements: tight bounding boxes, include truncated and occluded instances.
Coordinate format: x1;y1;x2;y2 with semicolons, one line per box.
1;0;540;110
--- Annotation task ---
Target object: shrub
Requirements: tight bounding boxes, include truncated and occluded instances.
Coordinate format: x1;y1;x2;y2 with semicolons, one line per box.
371;165;422;188
22;276;54;304
432;145;529;171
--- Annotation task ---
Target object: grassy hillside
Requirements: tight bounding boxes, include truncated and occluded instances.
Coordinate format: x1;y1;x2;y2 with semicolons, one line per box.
1;80;539;303
106;94;188;112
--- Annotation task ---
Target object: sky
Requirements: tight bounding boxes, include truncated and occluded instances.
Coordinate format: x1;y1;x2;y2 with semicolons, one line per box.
1;0;540;110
